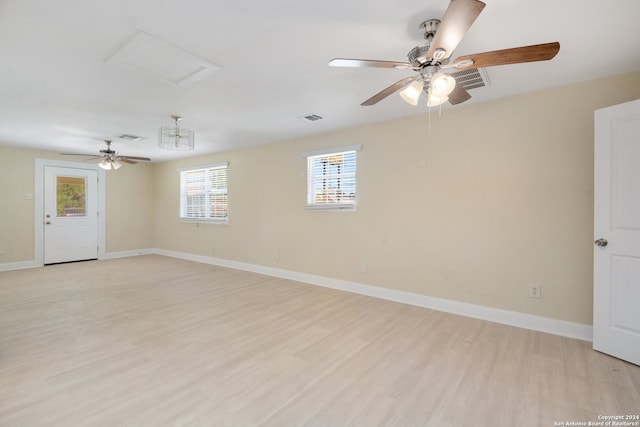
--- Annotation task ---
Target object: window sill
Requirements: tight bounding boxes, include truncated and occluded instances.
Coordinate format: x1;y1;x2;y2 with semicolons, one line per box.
179;218;228;225
305;204;356;211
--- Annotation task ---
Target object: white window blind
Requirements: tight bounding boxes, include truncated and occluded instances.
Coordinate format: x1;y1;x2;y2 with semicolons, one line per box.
306;148;357;209
179;163;228;222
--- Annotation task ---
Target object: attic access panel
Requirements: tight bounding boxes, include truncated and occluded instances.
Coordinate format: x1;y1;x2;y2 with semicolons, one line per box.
107;31;220;87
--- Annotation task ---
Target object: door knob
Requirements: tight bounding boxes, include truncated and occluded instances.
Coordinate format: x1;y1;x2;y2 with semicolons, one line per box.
594;238;608;247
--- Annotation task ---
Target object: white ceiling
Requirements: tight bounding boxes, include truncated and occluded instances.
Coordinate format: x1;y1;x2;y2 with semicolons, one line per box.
1;0;639;162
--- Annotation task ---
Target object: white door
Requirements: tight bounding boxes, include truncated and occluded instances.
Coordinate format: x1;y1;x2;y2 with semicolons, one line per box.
593;99;640;366
44;166;98;264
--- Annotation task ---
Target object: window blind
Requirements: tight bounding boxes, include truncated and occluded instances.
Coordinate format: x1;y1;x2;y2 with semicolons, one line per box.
306;149;356;208
179;163;228;221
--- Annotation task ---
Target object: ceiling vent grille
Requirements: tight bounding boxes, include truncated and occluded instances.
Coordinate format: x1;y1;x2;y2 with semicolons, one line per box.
450;67;490;91
118;134;143;141
299;114;324;122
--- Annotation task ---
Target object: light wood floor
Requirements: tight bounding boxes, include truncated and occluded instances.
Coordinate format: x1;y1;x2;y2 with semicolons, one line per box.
1;255;638;426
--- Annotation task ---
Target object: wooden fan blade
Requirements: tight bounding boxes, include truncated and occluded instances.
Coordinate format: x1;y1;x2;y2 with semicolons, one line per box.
427;0;486;61
119;156;151;162
448;83;471;105
453;42;560;71
118;158;137;165
329;58;415;70
361;76;418;106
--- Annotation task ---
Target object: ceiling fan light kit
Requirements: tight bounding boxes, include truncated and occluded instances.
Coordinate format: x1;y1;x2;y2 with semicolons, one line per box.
399;80;423;106
158;115;195;151
329;0;560;109
430;73;456;98
399;72;456;107
59;140;151;170
99;158;122;170
426;94;449;108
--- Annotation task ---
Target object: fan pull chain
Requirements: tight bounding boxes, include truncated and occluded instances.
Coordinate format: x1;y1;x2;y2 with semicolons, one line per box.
425;100;446;133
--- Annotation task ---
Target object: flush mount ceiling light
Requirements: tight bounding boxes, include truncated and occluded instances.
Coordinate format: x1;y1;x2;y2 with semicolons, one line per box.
158;115;195;151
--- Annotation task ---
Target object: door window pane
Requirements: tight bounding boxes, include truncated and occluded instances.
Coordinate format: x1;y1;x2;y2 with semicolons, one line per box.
56;176;87;217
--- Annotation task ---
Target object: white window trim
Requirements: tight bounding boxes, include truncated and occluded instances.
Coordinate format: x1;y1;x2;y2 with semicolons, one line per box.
178;162;229;224
300;144;362;159
305;203;356;211
303;144;360;211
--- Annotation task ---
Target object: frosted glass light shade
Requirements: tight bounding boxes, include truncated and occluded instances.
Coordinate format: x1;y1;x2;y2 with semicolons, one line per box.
430;73;456;98
399;80;424;106
99;158;122;170
426;94;449;107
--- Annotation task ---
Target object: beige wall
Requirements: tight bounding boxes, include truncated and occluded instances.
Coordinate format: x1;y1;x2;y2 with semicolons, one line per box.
0;146;39;262
1;71;639;325
154;71;640;326
105;162;155;253
0;148;155;262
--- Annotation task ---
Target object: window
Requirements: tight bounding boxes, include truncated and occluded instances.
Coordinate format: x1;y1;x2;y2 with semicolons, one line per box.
179;163;228;222
56;176;87;217
304;145;360;209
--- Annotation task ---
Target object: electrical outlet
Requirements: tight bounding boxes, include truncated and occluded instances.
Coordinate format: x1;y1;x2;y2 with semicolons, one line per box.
360;261;367;273
529;284;541;299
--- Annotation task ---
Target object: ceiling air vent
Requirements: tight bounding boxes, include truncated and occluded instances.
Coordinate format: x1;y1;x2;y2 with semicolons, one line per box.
298;113;324;122
450;67;490;91
118;134;143;142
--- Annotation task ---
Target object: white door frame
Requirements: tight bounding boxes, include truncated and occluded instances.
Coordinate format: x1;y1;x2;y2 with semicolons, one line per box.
35;158;106;266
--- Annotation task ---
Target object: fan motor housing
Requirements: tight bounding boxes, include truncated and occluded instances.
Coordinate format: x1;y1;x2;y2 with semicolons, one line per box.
407;19;442;66
407;44;431;66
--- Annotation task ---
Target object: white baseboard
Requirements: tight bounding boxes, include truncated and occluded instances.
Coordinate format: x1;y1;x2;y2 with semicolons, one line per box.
154;249;593;342
103;248;156;260
0;260;40;272
1;249;592;342
0;248;156;271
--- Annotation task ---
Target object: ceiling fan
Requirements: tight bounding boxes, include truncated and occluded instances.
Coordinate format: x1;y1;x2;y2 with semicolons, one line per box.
60;140;151;170
329;0;560;107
